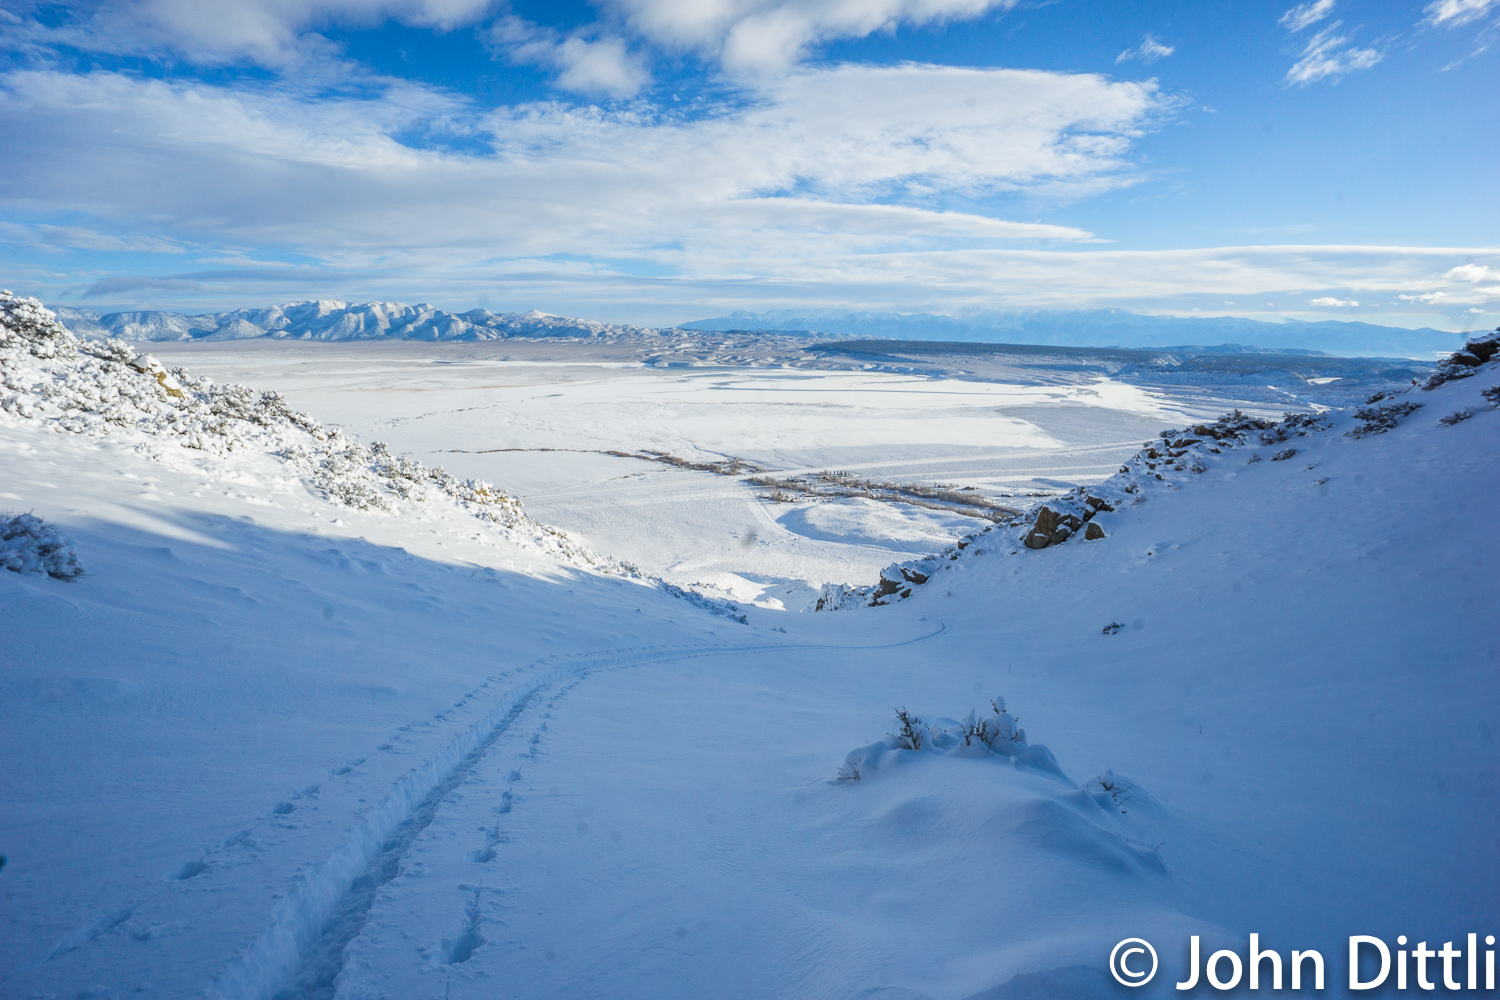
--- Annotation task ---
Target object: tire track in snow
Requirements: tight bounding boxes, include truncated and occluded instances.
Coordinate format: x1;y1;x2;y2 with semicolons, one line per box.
207;623;949;1000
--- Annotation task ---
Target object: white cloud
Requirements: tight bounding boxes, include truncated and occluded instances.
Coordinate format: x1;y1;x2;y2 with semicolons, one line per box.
1284;24;1382;86
603;0;1017;74
488;17;650;97
1424;0;1500;27
1445;263;1497;283
1115;34;1174;65
1396;263;1500;307
30;0;498;68
1310;296;1358;306
8;65;1493;326
0;64;1162;258
1279;0;1336;32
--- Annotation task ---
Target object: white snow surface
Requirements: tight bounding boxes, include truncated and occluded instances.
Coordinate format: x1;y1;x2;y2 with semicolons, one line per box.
139;338;1262;609
2;295;1497;999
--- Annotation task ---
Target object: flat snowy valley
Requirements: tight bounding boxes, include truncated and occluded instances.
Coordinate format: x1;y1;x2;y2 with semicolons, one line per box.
3;300;1496;1000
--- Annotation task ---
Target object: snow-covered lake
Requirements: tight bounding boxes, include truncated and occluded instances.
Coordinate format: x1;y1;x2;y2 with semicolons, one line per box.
149;340;1247;607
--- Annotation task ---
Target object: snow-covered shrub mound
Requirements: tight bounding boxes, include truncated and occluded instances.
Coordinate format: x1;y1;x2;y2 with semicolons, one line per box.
0;512;84;579
0;291;626;575
837;698;1068;784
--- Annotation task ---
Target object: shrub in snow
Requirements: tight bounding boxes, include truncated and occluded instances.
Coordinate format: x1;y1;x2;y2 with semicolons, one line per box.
1481;385;1500;407
0;512;83;579
837;697;1066;784
1346;400;1422;438
1439;408;1474;426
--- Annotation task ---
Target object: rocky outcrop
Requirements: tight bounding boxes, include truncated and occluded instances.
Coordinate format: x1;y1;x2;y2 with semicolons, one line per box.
1424;328;1500;389
1021;493;1115;549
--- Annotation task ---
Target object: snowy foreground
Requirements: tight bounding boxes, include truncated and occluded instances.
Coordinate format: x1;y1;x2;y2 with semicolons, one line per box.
2;294;1497;999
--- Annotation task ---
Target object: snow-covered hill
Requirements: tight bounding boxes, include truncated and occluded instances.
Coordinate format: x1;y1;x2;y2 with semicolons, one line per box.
53;300;672;343
3;295;1496;999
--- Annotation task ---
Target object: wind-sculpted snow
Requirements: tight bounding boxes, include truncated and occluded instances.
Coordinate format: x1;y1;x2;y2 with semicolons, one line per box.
0;291;630;576
53;300;671;343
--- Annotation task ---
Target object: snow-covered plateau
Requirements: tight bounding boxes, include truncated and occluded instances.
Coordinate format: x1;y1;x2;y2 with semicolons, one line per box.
2;291;1496;999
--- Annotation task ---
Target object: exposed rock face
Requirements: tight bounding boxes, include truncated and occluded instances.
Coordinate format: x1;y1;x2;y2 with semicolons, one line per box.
1024;506;1060;549
1023;504;1089;549
1085;521;1106;540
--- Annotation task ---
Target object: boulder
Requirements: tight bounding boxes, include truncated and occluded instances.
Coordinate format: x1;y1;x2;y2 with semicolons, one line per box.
1085;521;1106;540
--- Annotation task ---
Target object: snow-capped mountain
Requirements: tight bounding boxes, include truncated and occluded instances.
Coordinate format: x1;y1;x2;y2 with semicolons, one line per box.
51;300;670;343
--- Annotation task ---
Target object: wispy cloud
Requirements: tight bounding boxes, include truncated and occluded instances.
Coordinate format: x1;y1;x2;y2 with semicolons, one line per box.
1115;35;1174;65
1277;0;1381;86
603;0;1020;75
1398;263;1500;307
1283;24;1382;86
1279;0;1337;33
1310;296;1358;306
1423;0;1500;27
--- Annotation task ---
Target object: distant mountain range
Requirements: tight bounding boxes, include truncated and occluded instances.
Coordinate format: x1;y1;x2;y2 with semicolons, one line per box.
49;300;1468;359
52;300;661;342
682;308;1464;358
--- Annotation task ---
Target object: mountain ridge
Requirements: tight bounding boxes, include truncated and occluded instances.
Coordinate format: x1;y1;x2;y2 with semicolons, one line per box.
683;307;1462;358
52;300;668;343
49;299;1464;359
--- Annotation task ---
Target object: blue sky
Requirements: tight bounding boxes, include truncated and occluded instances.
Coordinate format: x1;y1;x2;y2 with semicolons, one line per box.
0;0;1496;330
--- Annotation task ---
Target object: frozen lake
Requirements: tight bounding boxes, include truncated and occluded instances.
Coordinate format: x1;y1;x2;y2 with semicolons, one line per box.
151;339;1262;607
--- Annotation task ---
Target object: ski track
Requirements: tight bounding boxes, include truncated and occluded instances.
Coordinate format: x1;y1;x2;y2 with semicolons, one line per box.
196;620;948;1000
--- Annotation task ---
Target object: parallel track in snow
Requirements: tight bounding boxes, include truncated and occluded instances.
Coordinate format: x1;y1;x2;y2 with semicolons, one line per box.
208;621;947;1000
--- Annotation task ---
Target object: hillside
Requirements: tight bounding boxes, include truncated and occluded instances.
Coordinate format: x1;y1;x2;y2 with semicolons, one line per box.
2;294;1496;999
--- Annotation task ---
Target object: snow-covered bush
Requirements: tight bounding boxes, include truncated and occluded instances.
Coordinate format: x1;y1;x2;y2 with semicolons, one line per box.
837;697;1066;783
1346;400;1422;438
0;512;83;579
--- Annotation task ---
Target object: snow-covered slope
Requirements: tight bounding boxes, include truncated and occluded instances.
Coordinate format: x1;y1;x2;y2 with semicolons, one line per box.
3;295;1495;1000
53;300;672;343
